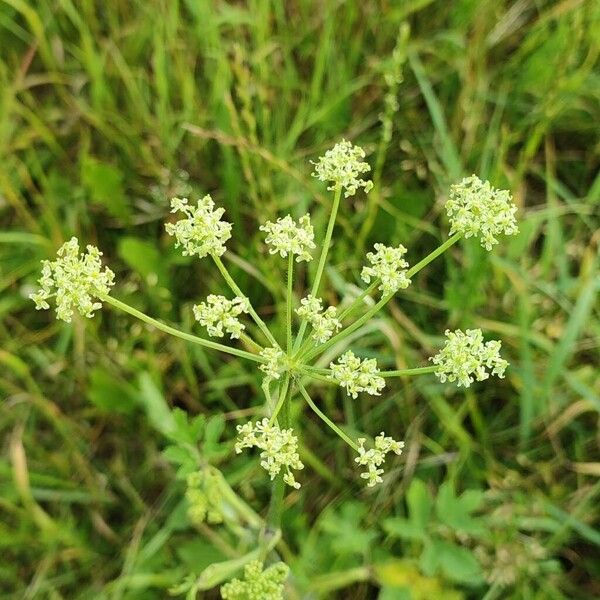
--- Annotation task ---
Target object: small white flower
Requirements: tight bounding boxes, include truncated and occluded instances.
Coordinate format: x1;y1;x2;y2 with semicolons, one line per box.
29;237;115;323
430;328;509;388
361;243;411;295
446;175;518;250
260;214;315;262
193;295;249;339
311;139;373;197
329;351;385;398
296;295;342;344
165;195;232;258
355;432;404;487
259;346;286;381
235;418;304;488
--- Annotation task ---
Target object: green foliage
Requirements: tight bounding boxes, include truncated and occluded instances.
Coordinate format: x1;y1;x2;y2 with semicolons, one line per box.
1;0;599;598
384;480;485;585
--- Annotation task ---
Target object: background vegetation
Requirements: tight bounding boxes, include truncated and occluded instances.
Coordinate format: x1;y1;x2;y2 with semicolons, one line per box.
1;0;599;598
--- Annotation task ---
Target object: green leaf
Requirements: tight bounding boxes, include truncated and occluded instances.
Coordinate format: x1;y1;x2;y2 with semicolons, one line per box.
137;373;176;436
436;541;483;585
420;540;483;585
320;502;379;557
87;367;137;414
169;408;205;446
383;517;426;541
202;414;228;460
81;156;130;219
407;478;433;532
435;483;484;536
118;236;168;284
419;539;440;576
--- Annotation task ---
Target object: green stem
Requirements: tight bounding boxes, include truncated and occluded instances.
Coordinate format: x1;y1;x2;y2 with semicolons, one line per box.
286;254;294;355
302;293;390;363
293;280;379;360
406;232;462;278
103;296;264;363
300;234;463;363
212;254;278;347
293;185;342;353
265;378;291;534
240;332;262;353
268;374;290;425
380;365;437;377
338;281;379;320
297;366;332;385
298;384;358;451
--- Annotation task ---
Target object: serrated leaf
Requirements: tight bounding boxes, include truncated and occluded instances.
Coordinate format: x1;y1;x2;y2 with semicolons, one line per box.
383;517;426;541
436;541;483;585
435;483;485;536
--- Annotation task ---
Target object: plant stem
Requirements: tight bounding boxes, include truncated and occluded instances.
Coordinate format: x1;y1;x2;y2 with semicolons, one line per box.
380;365;437;377
265;378;291;534
338;281;379;320
293;185;342;353
300;234;463;362
297;366;332;385
268;374;290;425
406;232;462;278
103;295;264;363
286;254;294;355
298;384;358;451
293;280;379;360
212;254;278;347
240;332;262;353
302;293;390;363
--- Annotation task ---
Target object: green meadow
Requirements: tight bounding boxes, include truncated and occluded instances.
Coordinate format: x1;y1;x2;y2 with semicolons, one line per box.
1;1;599;598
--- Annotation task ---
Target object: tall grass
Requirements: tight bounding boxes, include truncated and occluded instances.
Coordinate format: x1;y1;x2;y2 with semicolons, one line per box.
1;1;599;598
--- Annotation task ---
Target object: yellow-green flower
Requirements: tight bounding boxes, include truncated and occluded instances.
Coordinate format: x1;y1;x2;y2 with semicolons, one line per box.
29;237;115;323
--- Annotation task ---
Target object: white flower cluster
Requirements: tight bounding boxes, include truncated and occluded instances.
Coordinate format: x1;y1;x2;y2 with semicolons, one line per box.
221;560;289;600
235;419;304;489
355;432;404;487
260;214;315;262
296;295;342;343
29;237;115;323
329;351;385;398
431;328;508;388
446;175;518;250
259;346;286;381
311;139;374;197
361;243;411;295
192;294;249;339
165;195;232;258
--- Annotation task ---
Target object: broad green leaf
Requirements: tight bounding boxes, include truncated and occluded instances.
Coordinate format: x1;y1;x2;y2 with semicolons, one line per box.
436;541;483;585
81;156;130;219
383;517;426;541
118;236;168;284
435;483;484;536
320;502;379;556
87;367;137;414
